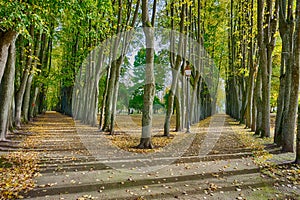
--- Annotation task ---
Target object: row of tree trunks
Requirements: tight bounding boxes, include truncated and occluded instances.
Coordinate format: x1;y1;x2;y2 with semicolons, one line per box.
72;45;106;126
100;0;140;134
163;0;218;137
226;0;300;157
0;24;54;140
23;31;42;123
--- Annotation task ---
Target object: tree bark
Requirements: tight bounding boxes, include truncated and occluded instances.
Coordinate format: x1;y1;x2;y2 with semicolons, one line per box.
164;2;185;136
23;74;33;122
0;30;17;85
29;87;39;118
23;31;42;122
0;35;16;141
257;0;270;138
276;0;297;152
15;26;34;128
294;0;300;162
296;104;300;164
137;0;156;149
254;68;262;135
283;0;300;152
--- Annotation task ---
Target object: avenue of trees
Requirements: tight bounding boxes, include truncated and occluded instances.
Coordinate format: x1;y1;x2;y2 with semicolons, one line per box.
0;0;300;163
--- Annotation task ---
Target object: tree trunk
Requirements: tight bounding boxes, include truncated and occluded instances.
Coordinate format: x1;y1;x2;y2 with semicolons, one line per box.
283;0;300;153
15;26;34;128
30;87;39;118
22;74;33;122
23;31;42;122
99;59;111;129
163;1;185;136
0;35;16;141
294;1;300;161
137;0;156;149
257;0;270;138
255;68;262;135
110;57;122;134
102;59;117;131
0;30;16;85
175;83;182;131
274;47;287;144
296;104;300;164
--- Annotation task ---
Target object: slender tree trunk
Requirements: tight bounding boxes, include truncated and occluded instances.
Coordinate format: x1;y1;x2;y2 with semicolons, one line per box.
245;16;255;128
99;66;110;129
23;31;42;122
89;47;104;126
175;81;182;131
23;74;33;122
102;0;124;131
0;35;16;141
30;87;39;118
110;0;140;133
102;59;117;131
164;1;184;136
257;0;270;138
296;104;300;164
251;70;257;132
181;68;186;127
15;26;34;128
110;57;122;134
255;68;262;135
294;1;300;161
274;45;287;144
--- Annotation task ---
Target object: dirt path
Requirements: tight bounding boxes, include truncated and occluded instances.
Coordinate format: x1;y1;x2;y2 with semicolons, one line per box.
16;112;291;199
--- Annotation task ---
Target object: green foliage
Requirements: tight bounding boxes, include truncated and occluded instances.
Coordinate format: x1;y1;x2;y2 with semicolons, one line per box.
129;85;144;112
117;83;130;111
98;75;107;110
270;37;282;110
131;48;167;92
128;85;164;113
0;0;63;37
201;0;229;78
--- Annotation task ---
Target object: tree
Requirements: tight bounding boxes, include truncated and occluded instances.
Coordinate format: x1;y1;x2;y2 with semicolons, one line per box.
0;35;17;141
137;0;157;149
163;0;185;137
274;0;299;152
293;1;300;161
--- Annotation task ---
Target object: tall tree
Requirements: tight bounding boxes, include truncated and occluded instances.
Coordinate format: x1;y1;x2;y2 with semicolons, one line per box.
257;0;278;138
163;0;185;137
275;0;298;152
137;0;157;149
